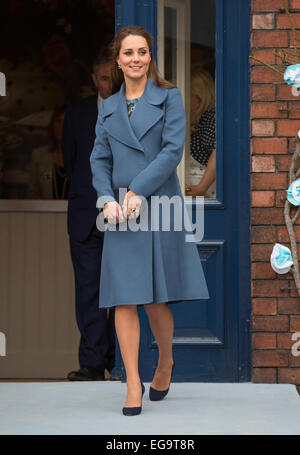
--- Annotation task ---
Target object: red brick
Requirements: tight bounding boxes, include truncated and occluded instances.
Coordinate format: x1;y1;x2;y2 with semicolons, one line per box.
252;101;288;118
252;0;286;11
277;12;300;28
288;102;300;119
251;66;285;83
278;120;300;136
290;353;300;366
253;13;275;29
252;31;288;47
252;297;277;313
275;269;294;280
251;244;274;261
252;84;276;101
252;367;277;382
289;30;300;47
252;315;289;331
252;263;276;279
251;207;285;224
251;49;276;65
289;137;298;153
290;280;300;296
275;154;300;170
278;84;300;100
278;368;300;383
290;315;300;331
275;190;288;206
253;279;290;297
277;225;300;242
252;156;276;172
278;298;300;314
251;173;288;190
277;333;297;349
252;120;275;136
252;332;277;348
252;137;287;154
275;49;288;66
251;225;276;243
252;190;275;206
291;0;300;8
277;226;289;242
253;350;288;366
275;48;291;66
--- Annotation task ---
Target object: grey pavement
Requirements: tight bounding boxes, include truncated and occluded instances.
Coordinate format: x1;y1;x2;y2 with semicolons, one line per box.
0;382;299;435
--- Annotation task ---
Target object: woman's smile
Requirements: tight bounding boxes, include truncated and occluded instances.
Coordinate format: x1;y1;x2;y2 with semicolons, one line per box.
117;34;151;82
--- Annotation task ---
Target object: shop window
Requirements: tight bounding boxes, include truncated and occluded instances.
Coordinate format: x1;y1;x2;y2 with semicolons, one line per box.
158;0;216;200
0;0;114;201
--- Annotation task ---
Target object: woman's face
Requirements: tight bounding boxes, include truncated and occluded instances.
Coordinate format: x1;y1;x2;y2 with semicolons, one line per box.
117;34;151;82
191;92;200;115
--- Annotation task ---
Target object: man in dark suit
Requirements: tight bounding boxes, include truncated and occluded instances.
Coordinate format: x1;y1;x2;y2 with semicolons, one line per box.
62;47;116;381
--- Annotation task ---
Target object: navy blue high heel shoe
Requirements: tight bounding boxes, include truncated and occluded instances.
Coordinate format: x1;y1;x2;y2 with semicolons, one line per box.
122;381;145;416
149;362;175;401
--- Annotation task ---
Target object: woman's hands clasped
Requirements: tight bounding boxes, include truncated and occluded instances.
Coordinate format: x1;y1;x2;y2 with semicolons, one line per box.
122;190;142;219
103;190;142;224
103;200;125;224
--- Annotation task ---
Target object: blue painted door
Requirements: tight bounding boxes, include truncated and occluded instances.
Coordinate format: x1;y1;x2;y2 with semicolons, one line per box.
112;0;251;382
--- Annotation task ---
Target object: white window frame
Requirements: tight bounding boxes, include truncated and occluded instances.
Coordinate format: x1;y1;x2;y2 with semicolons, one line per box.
157;0;191;195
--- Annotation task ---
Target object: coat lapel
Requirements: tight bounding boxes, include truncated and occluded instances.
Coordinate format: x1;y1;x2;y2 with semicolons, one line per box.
102;77;168;153
130;76;167;141
102;82;144;152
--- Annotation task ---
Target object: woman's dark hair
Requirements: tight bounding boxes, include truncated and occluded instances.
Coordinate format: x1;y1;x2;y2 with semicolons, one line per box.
110;25;175;93
48;104;67;150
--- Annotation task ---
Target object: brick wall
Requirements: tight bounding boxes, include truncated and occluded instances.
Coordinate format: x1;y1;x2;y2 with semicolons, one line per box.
251;0;300;390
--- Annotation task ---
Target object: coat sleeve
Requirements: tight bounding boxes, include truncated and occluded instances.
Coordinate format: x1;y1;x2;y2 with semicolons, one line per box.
61;107;76;182
90;102;116;211
128;88;186;198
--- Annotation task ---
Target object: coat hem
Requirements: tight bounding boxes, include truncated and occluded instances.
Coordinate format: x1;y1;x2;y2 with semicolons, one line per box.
99;295;209;309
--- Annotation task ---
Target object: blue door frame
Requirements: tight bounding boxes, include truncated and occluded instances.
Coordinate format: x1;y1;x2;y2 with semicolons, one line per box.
112;0;251;382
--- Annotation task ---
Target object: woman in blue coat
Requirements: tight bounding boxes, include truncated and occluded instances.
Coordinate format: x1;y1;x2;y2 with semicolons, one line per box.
90;25;209;416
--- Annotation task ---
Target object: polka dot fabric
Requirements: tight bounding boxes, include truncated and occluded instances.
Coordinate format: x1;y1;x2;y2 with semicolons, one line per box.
190;109;216;166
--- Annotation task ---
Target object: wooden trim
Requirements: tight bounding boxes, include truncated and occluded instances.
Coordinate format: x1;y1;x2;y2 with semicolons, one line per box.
0;200;68;212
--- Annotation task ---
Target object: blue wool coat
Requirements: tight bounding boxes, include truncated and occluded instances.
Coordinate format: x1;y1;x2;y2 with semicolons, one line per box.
90;76;210;308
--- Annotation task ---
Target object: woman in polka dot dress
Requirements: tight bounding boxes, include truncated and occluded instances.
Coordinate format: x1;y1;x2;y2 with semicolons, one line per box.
186;68;216;198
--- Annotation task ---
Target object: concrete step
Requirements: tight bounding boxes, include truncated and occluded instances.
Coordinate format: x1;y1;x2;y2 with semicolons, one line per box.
0;382;299;435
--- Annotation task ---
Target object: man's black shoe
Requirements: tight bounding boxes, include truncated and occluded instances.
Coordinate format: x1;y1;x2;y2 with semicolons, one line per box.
67;366;105;381
108;371;122;381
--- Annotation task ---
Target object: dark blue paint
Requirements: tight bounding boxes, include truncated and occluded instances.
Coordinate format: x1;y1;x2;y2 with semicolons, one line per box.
115;0;157;59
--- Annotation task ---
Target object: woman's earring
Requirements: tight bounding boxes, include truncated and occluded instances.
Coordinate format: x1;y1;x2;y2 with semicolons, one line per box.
118;64;121;69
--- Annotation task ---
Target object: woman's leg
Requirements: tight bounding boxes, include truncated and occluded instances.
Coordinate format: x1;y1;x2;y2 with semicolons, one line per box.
144;302;175;390
114;304;142;407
